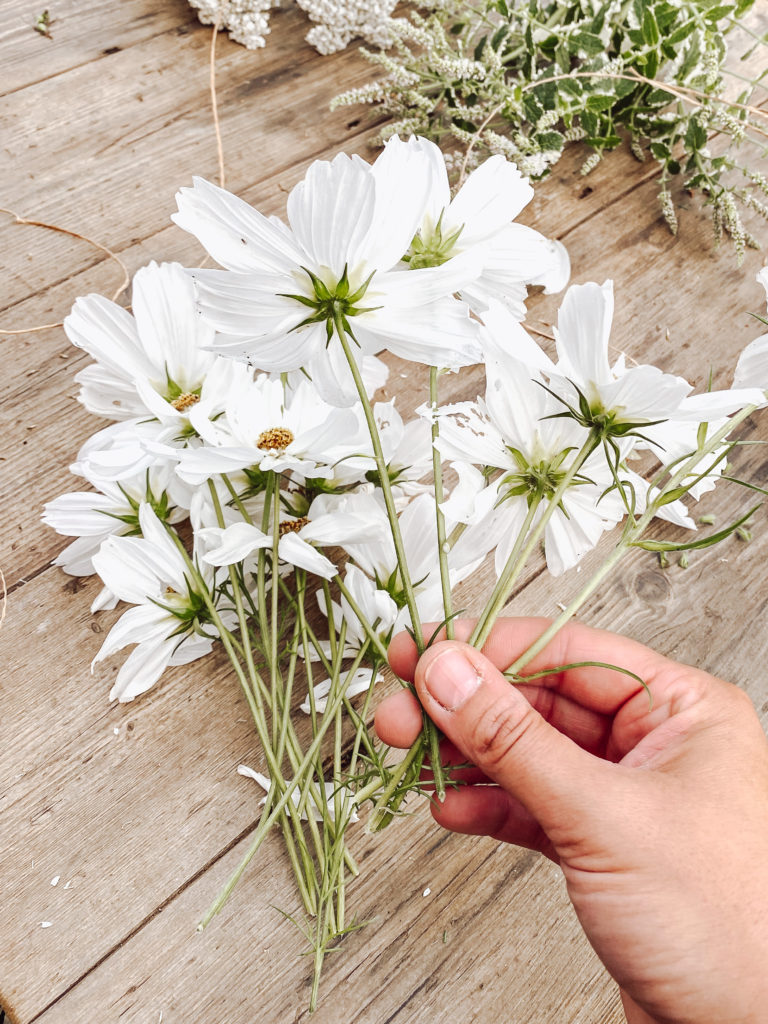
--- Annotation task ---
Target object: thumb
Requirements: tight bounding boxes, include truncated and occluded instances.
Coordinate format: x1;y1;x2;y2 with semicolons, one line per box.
415;640;614;832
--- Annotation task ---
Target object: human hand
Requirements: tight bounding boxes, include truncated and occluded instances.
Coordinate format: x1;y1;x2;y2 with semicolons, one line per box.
375;619;768;1024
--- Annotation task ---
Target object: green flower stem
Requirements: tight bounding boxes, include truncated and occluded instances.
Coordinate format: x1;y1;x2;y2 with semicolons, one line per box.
165;530;320;918
471;427;602;649
470;493;542;650
332;575;390;664
332;312;424;651
194;490;353;916
206;483;314;885
210;562;316;908
504;404;759;677
429;366;454;641
346;665;381;777
366;739;423;832
322;577;338;665
270;481;281;750
334;319;449;804
199;637;370;929
256;473;276;647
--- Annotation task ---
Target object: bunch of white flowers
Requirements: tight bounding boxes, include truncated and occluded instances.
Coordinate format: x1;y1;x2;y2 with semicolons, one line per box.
45;137;768;1010
189;0;397;54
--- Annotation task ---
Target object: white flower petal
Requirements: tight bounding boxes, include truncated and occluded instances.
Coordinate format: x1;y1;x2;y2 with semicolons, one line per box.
447;155;533;243
299;667;380;714
555;280;614;386
64;294;150;383
278;532;338;578
673;387;766;420
174;176;305;273
131;262;215;388
287;152;376;273
200;523;272;566
109;635;177;702
479;301;556;374
733;335;768;394
366;135;441;269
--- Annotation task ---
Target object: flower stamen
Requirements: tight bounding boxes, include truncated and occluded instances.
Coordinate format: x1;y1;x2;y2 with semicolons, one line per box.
171;393;200;412
257;427;295;451
279;517;310;535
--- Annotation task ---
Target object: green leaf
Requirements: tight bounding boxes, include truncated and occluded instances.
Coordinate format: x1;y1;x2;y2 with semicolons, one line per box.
473;34;487;61
614;77;637;99
704;4;735;21
641;6;660;46
536;129;564;151
571;31;604;55
633;503;761;551
491;24;509;50
586;93;617;111
451;116;477;133
684;119;708;150
667;20;697;45
506;660;652;706
559;78;583;98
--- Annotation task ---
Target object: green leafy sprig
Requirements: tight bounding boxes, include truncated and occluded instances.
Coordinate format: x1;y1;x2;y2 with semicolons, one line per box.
333;0;768;258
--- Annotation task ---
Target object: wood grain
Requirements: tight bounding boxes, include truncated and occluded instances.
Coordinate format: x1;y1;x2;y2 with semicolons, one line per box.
2;2;768;1022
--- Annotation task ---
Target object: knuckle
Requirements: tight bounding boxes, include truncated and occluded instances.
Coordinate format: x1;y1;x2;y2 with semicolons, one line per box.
467;700;539;773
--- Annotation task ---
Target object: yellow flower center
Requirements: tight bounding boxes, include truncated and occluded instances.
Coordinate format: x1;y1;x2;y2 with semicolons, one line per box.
278;517;310;536
171;393;200;412
257;427;295;451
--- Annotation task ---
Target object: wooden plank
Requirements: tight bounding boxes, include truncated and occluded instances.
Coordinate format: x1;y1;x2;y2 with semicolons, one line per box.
32;829;622;1024
3;431;765;1023
3;3;768;1021
0;0;196;97
0;5;379;314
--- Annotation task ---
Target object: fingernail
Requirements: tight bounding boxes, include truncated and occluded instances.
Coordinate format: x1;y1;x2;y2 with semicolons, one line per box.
424;648;481;711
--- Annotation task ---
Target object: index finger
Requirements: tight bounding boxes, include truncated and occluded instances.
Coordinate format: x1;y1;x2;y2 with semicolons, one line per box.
387;617;672;716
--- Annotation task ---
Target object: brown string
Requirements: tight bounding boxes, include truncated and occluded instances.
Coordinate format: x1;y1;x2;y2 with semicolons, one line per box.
210;20;226;190
0;207;130;335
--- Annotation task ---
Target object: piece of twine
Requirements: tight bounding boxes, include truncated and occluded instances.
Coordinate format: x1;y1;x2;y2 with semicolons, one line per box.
0;20;227;336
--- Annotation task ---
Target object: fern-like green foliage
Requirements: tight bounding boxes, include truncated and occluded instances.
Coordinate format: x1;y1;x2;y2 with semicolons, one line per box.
334;0;768;258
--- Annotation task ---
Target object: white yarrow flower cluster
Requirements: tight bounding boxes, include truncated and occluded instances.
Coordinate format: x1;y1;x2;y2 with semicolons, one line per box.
189;0;277;49
188;0;399;54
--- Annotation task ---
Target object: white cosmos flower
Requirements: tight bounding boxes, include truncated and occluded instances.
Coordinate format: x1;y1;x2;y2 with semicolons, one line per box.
174;374;365;486
200;496;386;580
549;280;694;431
390;135;569;314
91;504;230;702
299;666;382;715
43;461;188;612
332;399;434;505
434;358;625;576
315;563;400;659
548;282;763;439
67;261;226;422
173;147;483;407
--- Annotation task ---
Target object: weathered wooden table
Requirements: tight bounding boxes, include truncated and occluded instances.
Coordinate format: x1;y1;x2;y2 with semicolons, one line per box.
2;3;767;1022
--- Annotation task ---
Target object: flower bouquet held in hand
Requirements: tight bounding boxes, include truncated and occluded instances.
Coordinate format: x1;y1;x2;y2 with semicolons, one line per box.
44;136;768;1009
